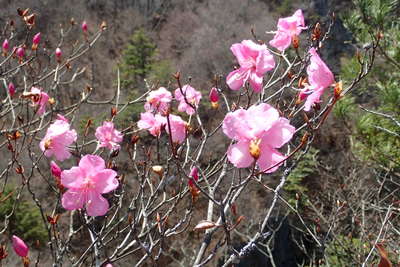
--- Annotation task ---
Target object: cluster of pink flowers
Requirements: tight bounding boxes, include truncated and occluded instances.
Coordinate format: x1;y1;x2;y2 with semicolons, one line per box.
32;9;335;224
174;85;202;115
38;112;123;216
222;9;336;173
144;86;172;113
138;86;200;144
39;115;77;161
222;103;295;173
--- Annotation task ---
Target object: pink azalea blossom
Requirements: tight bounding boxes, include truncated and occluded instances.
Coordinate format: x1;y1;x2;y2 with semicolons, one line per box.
39;118;77;161
174;85;202;115
144;87;172;113
50;161;62;179
61;155;119;216
165;114;187;144
8;82;15;97
188;166;199;187
302;48;334;111
269;9;306;51
137;112;167;137
222;103;295;173
30;87;49;115
95;121;123;151
226;40;275;93
12;235;29;257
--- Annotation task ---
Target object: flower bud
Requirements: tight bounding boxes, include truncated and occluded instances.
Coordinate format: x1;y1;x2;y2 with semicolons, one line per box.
292;35;299;49
32;32;41;50
12;235;28;257
16;47;24;58
249;139;261;159
188;166;199;187
0;244;7;260
8;82;15;97
209;87;219;109
2;39;9;55
152;165;163;177
55;47;62;62
50;161;62;179
82;20;88;32
33;33;41;45
334;81;343;99
44;139;52;150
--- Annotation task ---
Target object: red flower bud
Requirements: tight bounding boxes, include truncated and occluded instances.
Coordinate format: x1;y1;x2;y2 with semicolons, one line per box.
82;21;88;32
12;235;28;258
8;82;15;97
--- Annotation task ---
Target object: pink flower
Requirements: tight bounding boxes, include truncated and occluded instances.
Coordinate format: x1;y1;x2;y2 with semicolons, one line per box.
302;48;334;111
30;87;49;115
32;32;41;45
165;114;187;144
39;118;77;161
8;82;15;97
2;39;9;53
50;161;62;179
269;9;306;51
144;87;172;113
12;235;28;257
174;85;202;115
222;103;295;173
137;112;166;137
226;40;275;93
82;21;88;32
16;47;24;58
188;167;199;187
95;121;123;151
55;47;62;61
61;155;119;216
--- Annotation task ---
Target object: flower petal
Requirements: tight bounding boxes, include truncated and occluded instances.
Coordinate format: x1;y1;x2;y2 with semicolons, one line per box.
269;31;291;51
62;189;86;210
92;169;119;194
227;142;254;168
86;191;109;216
263;118;296;148
61;167;85;188
257;145;286;173
255;48;275;76
304;88;324;112
79;155;105;177
226;68;248;91
248;72;263;93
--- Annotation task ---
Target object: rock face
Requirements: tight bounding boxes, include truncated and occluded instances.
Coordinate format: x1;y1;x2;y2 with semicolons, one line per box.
219;217;316;267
